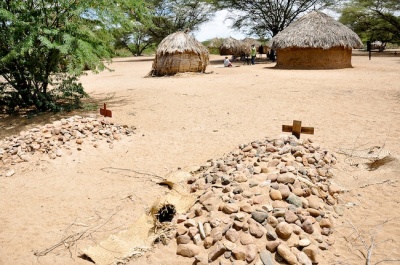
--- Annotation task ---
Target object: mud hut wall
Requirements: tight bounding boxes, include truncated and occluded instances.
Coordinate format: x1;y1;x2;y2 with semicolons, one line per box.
220;47;242;56
220;47;234;56
154;52;206;76
259;45;270;54
275;47;352;69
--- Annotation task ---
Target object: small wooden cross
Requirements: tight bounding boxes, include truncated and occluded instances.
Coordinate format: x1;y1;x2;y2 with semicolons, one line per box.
282;120;314;139
100;103;112;118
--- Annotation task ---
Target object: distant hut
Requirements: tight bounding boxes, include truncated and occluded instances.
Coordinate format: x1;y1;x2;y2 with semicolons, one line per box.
243;38;261;48
151;31;209;76
220;37;241;56
207;37;223;49
237;41;251;57
271;11;363;69
206;37;223;54
239;38;261;57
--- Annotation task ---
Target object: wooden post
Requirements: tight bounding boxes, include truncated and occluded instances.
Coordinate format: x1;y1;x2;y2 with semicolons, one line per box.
100;103;112;118
282;120;314;139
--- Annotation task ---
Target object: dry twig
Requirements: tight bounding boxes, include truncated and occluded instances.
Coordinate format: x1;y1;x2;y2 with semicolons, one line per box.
359;179;398;189
100;167;164;182
343;219;400;265
33;208;121;258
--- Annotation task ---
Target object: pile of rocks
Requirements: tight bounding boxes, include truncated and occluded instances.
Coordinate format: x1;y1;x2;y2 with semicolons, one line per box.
172;135;343;265
0;115;135;176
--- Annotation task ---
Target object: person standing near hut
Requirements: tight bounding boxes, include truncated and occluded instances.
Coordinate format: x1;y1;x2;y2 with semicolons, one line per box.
258;45;264;59
251;44;256;65
268;49;276;62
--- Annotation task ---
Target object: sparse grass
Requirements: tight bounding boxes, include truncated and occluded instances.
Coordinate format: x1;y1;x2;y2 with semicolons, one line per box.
114;48;134;58
81;102;98;111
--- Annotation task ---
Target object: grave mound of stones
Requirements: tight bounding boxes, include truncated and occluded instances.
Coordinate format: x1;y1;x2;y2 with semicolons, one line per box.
171;135;343;265
0;115;344;264
0;115;135;177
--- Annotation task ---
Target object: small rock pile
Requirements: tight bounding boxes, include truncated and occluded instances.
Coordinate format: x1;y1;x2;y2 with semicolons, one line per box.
0;115;135;176
172;135;343;265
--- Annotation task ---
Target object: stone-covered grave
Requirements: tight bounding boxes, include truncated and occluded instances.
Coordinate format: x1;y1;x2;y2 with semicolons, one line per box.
0;115;135;177
169;135;343;265
0;115;344;264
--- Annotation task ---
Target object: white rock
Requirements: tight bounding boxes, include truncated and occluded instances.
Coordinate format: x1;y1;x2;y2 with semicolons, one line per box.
6;170;15;177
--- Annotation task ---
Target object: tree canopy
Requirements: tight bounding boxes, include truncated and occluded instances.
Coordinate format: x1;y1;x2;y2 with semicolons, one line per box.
114;0;216;56
0;0;147;112
339;0;400;43
149;0;216;44
212;0;335;38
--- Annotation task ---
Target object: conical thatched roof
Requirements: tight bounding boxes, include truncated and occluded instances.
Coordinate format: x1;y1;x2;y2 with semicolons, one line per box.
207;37;223;48
156;31;208;55
219;37;242;56
220;37;240;50
243;38;261;48
271;11;363;50
238;38;262;56
151;31;209;76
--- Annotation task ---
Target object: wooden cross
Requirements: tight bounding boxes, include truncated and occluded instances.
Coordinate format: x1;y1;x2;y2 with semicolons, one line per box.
282;120;314;139
100;103;112;118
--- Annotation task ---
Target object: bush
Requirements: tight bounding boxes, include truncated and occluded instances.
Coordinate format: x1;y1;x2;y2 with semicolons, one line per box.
0;0;146;113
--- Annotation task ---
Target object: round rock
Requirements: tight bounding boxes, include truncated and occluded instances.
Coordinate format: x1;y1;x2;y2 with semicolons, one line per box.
278;185;291;199
275;222;293;239
284;210;299;223
177;235;191;244
246;244;258;263
223;203;239;214
240;232;254;245
251;211;269;223
277;244;297;265
249;221;265;238
302;219;314;234
270;189;283;200
303;244;319;264
265;240;281;252
225;228;239;243
319;218;332;228
176;243;200;257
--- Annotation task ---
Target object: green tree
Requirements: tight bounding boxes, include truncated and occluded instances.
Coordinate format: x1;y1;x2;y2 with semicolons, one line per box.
112;0;216;56
212;0;335;37
146;0;216;45
113;22;155;56
0;0;146;112
339;0;400;43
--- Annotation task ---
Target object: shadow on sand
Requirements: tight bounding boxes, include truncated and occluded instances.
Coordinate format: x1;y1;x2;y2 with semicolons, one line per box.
0;95;133;139
114;57;155;63
209;57;275;66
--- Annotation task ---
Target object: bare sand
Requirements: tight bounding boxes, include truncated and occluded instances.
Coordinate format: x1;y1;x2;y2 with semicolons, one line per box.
0;53;399;265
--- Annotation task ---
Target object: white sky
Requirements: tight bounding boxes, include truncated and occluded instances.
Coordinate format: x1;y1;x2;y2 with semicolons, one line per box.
193;10;246;42
192;9;340;42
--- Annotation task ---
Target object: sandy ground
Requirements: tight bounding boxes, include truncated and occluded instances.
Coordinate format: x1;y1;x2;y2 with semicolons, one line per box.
0;52;400;265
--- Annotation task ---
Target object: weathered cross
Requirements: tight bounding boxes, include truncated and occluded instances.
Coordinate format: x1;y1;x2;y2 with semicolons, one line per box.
282;120;314;139
100;103;112;118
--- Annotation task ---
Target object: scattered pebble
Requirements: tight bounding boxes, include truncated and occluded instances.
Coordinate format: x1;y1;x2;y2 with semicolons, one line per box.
0;115;135;172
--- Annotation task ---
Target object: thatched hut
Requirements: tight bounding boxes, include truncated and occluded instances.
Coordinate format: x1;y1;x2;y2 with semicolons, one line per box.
207;37;223;49
239;38;262;57
219;37;241;56
237;41;250;57
271;11;363;69
243;38;261;48
151;32;209;76
258;45;270;55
